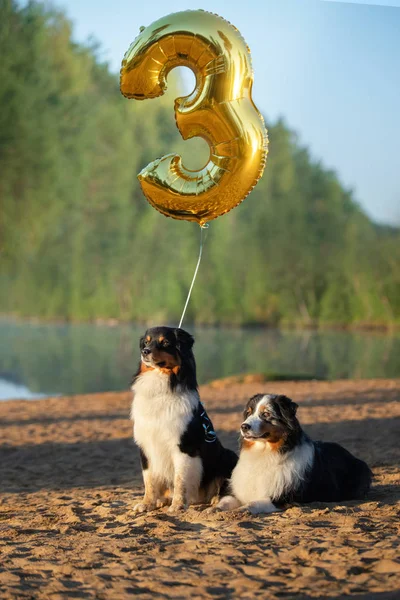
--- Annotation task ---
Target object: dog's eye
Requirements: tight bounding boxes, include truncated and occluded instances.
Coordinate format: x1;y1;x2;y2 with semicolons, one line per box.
246;408;252;416
162;340;170;347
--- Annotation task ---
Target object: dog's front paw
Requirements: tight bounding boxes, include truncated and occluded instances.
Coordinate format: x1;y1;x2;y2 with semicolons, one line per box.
216;495;242;512
167;502;186;514
242;501;280;515
132;501;156;514
156;497;171;509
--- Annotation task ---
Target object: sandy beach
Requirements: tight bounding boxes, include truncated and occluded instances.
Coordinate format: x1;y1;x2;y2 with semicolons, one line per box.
1;378;399;599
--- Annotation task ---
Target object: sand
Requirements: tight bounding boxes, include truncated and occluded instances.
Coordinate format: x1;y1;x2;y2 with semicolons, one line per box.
1;378;399;599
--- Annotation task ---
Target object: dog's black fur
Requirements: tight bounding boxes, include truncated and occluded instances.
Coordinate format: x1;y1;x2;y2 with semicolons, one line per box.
243;394;373;505
132;327;198;392
131;326;237;509
295;439;372;504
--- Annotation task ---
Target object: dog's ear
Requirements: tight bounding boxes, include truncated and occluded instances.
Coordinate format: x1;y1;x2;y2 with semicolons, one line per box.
279;395;298;415
174;328;194;350
172;328;197;390
277;395;298;426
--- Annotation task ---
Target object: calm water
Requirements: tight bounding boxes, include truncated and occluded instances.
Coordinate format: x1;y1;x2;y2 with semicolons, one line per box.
0;319;399;400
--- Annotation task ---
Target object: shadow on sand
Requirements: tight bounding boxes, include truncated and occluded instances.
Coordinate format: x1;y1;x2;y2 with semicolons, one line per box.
1;415;399;500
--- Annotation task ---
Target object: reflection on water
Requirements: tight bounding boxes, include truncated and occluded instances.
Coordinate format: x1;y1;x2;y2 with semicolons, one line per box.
0;319;399;401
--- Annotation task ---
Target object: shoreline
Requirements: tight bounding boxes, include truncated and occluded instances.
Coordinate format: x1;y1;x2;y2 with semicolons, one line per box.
1;313;399;333
2;372;400;403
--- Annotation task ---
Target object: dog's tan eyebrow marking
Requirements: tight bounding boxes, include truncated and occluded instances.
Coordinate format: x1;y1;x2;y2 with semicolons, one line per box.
146;335;151;342
257;399;269;413
158;335;164;342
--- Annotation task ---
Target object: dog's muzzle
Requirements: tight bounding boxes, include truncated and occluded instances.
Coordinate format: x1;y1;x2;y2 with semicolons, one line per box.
240;421;270;439
141;349;153;364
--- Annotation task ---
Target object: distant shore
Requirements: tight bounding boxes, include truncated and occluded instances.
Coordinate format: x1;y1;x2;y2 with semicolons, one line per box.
1;313;399;332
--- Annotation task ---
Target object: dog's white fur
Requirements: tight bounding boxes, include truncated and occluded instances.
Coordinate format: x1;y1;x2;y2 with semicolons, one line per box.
131;369;203;513
217;395;314;514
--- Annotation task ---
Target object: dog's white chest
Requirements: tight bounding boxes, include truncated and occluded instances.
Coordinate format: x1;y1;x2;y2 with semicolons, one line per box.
131;371;198;482
231;442;314;504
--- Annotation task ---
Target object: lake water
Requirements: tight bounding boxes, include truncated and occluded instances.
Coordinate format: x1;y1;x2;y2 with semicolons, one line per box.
0;319;399;400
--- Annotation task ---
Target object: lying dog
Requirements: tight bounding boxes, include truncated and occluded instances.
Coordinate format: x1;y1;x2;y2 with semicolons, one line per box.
131;326;238;513
218;393;372;514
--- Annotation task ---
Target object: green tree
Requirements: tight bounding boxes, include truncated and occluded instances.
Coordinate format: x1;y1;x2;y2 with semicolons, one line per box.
0;1;399;328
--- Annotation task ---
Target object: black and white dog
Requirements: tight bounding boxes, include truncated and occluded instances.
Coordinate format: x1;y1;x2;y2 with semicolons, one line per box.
218;393;372;514
131;326;238;513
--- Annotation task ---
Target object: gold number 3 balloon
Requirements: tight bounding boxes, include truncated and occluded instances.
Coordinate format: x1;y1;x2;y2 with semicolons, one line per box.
120;10;268;226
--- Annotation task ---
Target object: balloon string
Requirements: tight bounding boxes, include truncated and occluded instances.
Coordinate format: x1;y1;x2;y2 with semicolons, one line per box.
178;224;209;329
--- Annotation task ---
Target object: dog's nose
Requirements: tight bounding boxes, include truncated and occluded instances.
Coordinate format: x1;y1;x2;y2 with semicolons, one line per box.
142;348;151;356
241;423;251;432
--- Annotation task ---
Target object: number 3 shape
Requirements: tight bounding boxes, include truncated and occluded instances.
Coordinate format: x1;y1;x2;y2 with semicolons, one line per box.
120;9;268;226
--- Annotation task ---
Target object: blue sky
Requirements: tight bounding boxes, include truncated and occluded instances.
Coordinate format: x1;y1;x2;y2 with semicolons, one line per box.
40;0;400;223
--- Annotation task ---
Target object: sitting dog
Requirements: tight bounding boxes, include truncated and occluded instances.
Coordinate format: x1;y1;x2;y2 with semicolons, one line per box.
218;393;372;514
131;326;238;513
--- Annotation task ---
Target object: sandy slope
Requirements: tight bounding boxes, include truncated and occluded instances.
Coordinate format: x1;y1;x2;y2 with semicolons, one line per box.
1;379;400;599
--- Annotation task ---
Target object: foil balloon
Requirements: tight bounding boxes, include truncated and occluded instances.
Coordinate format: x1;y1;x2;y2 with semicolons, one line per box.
120;10;268;226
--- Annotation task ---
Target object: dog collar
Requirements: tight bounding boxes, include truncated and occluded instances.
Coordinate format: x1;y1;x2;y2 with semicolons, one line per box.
200;402;217;443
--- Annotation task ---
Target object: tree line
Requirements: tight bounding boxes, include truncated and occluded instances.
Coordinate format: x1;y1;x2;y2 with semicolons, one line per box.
0;0;399;327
